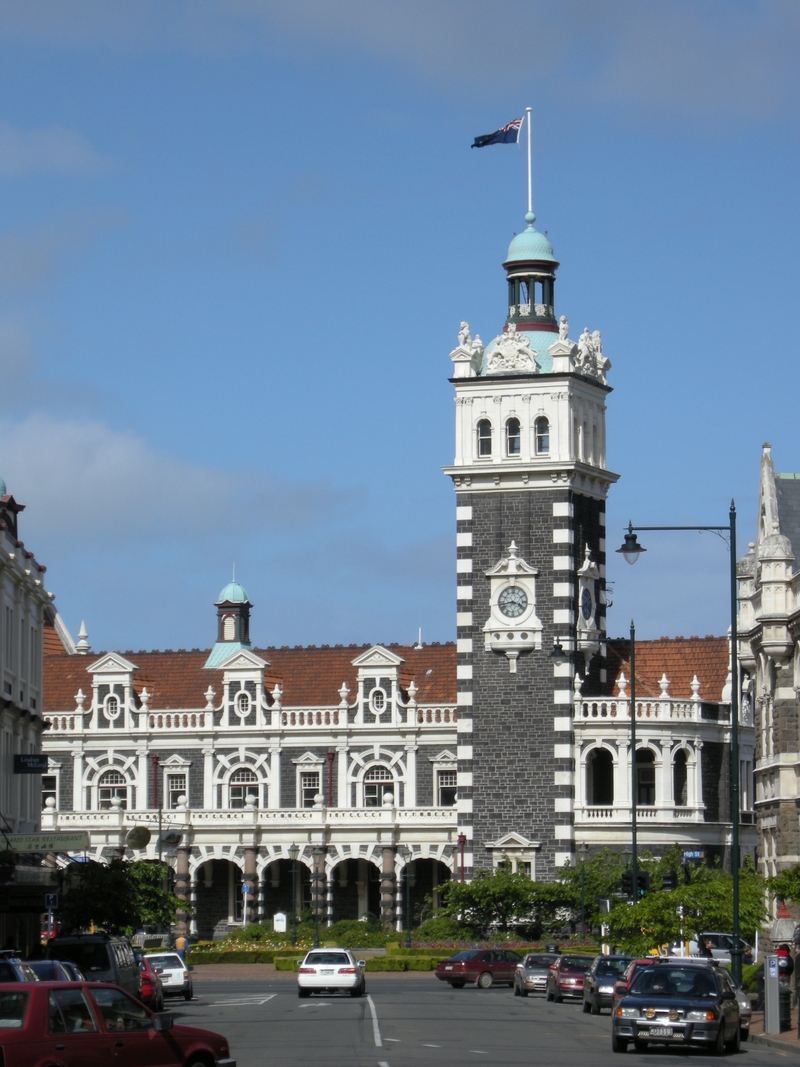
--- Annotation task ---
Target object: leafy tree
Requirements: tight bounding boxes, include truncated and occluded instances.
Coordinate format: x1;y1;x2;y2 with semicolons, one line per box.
768;864;800;904
438;863;573;937
59;858;186;935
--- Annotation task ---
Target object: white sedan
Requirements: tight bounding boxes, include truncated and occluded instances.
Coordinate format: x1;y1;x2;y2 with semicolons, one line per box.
297;949;366;998
144;952;193;1001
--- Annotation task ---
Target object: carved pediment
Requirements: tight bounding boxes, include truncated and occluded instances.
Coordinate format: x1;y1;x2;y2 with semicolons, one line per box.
351;646;405;668
216;648;269;671
291;751;326;765
485;541;538;578
88;653;138;675
485;831;540;849
428;749;457;763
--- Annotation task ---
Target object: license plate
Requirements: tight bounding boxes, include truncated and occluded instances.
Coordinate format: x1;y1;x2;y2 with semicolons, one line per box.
320;969;334;975
445;966;453;970
647;1028;679;1039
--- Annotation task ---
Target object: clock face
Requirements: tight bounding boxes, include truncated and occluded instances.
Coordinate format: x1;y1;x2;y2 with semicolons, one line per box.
581;587;593;620
498;586;528;618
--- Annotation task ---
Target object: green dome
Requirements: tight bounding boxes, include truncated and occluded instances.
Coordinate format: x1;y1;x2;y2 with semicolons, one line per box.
217;580;249;604
505;212;556;264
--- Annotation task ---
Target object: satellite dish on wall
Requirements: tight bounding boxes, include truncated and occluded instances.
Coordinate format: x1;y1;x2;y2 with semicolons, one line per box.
125;826;152;850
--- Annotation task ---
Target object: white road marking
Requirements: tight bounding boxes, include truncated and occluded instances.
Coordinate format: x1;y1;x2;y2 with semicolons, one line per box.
469;1051;488;1055
367;994;382;1047
385;1038;400;1042
209;994;277;1006
379;1062;390;1066
298;1002;332;1008
422;1043;442;1047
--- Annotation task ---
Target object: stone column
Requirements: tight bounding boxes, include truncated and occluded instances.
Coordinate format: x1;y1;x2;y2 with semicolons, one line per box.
380;846;396;925
175;844;190;935
243;845;257;926
188;873;198;937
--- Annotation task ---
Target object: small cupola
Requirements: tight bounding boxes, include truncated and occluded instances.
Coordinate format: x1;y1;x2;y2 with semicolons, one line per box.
503;212;559;335
215;576;251;645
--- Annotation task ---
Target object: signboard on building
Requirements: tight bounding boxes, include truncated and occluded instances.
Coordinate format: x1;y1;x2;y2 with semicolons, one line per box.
273;911;287;932
6;832;89;853
13;754;48;774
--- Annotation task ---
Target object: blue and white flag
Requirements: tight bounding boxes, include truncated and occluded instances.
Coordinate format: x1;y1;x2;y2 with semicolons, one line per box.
471;117;523;148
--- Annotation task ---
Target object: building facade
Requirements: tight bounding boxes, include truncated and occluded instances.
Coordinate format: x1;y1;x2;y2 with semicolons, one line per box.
738;443;800;883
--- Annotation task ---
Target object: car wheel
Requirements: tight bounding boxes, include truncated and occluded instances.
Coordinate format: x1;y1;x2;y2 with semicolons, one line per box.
350;986;363;998
739;1027;749;1043
449;980;465;988
477;972;493;989
611;1033;627;1054
298;987;311;998
713;1023;726;1056
184;989;192;1001
582;997;591;1013
725;1023;741;1054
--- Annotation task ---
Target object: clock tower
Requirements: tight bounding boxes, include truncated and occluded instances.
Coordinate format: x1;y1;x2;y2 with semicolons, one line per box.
443;210;619;879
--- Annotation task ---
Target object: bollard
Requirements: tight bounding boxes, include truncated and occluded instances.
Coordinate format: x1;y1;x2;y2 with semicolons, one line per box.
780;985;792;1032
765;956;781;1034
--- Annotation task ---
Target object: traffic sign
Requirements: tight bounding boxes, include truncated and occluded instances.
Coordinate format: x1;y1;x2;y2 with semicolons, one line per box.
45;893;59;909
6;831;89;853
242;884;250;893
683;850;705;859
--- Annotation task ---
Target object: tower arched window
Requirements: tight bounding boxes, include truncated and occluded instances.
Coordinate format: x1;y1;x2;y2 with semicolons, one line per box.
673;749;688;807
98;769;128;810
230;768;259;809
223;615;235;641
506;418;521;456
535;417;550;455
636;749;656;806
586;748;613;806
477;419;492;458
363;765;394;807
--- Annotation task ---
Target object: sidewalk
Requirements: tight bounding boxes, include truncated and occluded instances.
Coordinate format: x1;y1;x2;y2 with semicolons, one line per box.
750;1009;800;1055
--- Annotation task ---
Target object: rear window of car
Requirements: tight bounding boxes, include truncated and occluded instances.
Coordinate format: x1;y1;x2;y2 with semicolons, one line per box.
448;951;480;962
596;959;629;977
525;955;557;968
561;957;594;972
144;955;184;969
0;990;29;1028
29;961;60;980
50;942;111;974
632;966;718;997
305;953;350;966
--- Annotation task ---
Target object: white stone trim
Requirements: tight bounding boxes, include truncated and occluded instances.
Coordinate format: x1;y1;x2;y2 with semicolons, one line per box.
456;532;473;547
456;612;473;626
554;744;571;758
457;772;473;786
553;529;574;544
456;639;473;654
554;824;574;839
553;556;572;570
456;691;473;705
456;665;473;680
553;582;572;597
553;690;572;704
553;609;574;624
456;506;473;521
456;586;473;600
456;559;473;573
457;718;473;732
553;717;571;732
554;797;573;812
554;771;572;785
553;502;573;517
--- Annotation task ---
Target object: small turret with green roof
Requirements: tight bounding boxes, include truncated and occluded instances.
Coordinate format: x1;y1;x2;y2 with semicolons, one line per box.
503;211;560;334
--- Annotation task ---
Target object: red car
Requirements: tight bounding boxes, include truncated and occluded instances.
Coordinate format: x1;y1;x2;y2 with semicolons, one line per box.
611;957;659;1010
138;957;165;1012
545;955;595;1002
0;981;235;1067
435;949;523;988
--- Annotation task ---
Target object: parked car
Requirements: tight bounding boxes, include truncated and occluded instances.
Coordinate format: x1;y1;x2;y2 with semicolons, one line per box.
143;951;193;1001
693;932;753;964
435;949;524;989
545;955;595;1002
46;934;139;996
297;949;367;997
612;957;659;1010
25;960;80;982
582;956;632;1014
0;959;39;983
138;956;165;1011
513;952;560;996
612;959;740;1054
0;980;235;1066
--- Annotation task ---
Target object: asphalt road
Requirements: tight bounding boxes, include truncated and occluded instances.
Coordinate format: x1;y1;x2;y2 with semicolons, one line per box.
168;975;794;1067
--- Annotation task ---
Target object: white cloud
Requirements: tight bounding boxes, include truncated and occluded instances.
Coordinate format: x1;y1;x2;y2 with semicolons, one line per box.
0;414;357;543
0;122;108;176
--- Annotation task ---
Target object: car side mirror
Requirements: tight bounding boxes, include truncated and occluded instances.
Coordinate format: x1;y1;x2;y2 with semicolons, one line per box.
153;1013;174;1031
357;960;367;968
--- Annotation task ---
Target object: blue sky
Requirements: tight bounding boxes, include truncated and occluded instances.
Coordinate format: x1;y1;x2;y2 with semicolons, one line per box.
1;0;799;654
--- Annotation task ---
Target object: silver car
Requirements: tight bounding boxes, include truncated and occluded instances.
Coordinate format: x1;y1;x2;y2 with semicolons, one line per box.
513;952;559;997
143;951;193;1001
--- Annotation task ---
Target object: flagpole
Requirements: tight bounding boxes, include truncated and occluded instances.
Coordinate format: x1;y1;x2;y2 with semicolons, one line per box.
525;106;532;214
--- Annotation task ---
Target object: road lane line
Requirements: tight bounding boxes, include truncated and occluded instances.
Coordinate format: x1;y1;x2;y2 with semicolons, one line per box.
366;994;382;1047
209;994;277;1006
379;1062;390;1066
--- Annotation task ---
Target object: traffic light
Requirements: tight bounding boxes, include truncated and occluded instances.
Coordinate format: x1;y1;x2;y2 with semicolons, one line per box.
621;869;633;897
661;870;678;891
636;871;650;898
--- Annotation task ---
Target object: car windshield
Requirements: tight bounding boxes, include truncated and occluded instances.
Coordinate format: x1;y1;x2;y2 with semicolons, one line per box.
305;953;350;966
525;955;557;968
50;942;111;974
632;967;717;997
561;957;594;972
448;951;480;962
596;959;629;977
0;990;29;1028
145;955;183;969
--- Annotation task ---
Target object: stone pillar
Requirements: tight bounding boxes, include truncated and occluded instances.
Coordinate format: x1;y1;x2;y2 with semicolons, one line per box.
175;844;190;936
243;845;257;926
188;872;198;937
380;846;396;925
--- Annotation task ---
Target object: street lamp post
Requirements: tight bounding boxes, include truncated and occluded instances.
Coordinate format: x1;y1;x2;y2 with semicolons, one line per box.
312;847;324;948
578;843;590;941
616;502;742;983
399;846;412;949
630;621;638;908
288;843;299;948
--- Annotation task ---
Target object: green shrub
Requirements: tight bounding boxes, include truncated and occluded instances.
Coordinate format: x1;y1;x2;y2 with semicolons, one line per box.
415;916;470;942
741;963;762;993
388;946;457;957
326;920;390;948
275;957;302;971
361;957;408;971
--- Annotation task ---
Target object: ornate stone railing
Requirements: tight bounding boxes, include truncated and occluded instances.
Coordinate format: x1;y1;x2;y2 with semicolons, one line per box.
509;303;553;318
417;707;457;724
575;699;702;722
149;712;207;729
281;709;342;727
576;805;703;823
46;715;78;731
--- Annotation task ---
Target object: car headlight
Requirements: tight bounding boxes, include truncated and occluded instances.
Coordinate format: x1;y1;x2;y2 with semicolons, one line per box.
598;986;615;994
615;1007;640;1018
687;1010;717;1022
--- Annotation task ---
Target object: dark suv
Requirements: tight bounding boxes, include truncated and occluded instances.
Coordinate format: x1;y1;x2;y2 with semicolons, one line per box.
46;934;139;996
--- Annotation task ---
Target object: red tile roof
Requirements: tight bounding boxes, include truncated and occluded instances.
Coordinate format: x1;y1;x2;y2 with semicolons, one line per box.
606;636;729;701
43;643;457;713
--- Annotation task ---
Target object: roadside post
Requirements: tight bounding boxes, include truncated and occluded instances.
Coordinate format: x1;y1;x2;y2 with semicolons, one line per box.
764;955;780;1033
242;883;250;929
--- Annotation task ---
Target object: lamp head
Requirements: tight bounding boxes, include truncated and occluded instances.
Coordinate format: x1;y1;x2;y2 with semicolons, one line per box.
288;843;299;861
616;522;646;565
549;636;566;666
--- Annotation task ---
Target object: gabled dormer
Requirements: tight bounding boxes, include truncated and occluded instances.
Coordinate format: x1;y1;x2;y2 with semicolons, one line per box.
87;652;138;730
351;645;406;725
215;646;269;728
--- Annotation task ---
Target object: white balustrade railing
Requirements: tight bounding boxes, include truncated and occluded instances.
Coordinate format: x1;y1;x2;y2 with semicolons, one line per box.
417;707;457;725
575;698;704;722
149;712;206;729
576;805;703;823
